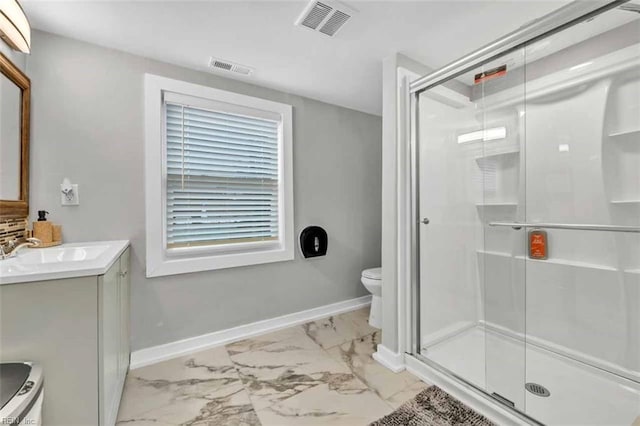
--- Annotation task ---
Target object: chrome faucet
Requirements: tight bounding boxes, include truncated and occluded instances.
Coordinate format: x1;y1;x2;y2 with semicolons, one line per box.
0;238;42;260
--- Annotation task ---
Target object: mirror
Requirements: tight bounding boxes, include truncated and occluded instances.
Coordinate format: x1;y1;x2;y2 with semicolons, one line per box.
0;52;30;218
0;72;22;200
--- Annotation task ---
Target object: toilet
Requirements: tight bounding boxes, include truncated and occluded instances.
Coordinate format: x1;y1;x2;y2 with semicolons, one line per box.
361;267;382;328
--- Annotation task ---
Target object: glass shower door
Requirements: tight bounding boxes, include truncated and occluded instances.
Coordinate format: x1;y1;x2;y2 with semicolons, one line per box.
414;3;640;424
520;7;640;424
476;50;528;411
416;46;527;411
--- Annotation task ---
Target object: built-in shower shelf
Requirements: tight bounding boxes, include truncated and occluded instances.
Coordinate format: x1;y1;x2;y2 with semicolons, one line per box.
477;251;616;271
476;203;518;222
610;199;640;205
476;202;518;208
608;128;640;142
514;255;617;271
476;250;511;258
474;149;520;162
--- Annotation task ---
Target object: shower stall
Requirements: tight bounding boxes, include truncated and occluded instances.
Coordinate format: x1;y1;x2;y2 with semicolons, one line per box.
408;1;640;424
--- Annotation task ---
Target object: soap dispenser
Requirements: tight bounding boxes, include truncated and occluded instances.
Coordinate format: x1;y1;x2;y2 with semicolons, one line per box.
33;210;53;243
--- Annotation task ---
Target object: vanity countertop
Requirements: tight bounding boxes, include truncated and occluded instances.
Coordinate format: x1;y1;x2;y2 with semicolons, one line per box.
0;240;130;285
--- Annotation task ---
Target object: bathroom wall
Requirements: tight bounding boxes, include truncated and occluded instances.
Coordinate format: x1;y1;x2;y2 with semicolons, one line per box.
26;30;382;351
0;41;26;71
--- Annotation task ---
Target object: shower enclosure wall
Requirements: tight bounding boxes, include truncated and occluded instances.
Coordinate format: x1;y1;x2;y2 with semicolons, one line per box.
409;1;640;424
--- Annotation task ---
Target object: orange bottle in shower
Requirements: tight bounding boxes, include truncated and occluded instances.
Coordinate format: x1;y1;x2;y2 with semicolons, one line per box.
529;230;548;260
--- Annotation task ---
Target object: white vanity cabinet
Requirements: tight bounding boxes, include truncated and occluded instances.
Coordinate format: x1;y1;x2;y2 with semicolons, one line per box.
0;242;130;426
99;247;130;426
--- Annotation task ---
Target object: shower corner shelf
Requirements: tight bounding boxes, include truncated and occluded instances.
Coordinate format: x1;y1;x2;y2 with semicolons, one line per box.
476;249;511;258
610;199;640;205
513;255;617;271
476;203;518;222
476;203;518;223
474;149;520;162
475;202;518;208
476;252;622;272
607;128;640;141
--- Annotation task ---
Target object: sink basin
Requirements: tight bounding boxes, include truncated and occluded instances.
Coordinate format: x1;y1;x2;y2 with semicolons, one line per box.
0;240;130;285
16;245;110;264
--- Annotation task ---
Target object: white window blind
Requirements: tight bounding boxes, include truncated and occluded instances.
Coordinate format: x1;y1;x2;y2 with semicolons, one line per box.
164;97;281;250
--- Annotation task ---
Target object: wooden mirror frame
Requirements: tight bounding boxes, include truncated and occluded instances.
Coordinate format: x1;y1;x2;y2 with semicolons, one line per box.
0;52;30;218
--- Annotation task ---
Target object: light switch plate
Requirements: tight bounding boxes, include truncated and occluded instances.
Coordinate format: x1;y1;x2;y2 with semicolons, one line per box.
61;184;79;206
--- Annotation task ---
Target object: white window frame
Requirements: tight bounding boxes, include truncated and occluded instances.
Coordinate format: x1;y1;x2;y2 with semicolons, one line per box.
144;74;294;277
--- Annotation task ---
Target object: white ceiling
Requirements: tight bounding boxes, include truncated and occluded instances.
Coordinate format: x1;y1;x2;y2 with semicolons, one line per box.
23;0;569;115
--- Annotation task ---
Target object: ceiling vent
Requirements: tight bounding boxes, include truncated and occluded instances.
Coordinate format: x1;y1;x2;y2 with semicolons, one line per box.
208;57;254;76
295;0;355;37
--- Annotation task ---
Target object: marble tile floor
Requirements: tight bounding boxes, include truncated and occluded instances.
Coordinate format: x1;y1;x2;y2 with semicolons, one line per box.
116;307;429;426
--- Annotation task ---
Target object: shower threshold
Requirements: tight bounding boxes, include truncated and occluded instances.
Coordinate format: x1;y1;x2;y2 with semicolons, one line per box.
421;325;640;425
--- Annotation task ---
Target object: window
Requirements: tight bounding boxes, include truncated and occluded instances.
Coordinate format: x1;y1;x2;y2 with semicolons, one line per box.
145;75;294;277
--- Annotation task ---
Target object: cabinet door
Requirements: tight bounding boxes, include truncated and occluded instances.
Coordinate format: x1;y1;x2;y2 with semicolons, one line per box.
99;262;121;426
119;248;131;379
0;277;99;425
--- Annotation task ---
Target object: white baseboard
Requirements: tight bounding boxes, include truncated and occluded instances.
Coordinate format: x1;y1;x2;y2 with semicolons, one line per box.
373;344;406;373
130;295;372;370
405;355;532;425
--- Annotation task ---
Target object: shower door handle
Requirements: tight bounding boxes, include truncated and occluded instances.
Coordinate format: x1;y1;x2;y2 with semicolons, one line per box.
421;218;430;225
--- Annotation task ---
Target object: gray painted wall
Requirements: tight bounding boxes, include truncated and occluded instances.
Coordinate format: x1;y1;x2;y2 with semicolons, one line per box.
0;41;26;70
26;30;382;351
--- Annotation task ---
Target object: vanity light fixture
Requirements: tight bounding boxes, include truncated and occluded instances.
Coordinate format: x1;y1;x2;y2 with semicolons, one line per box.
457;126;506;144
0;0;30;53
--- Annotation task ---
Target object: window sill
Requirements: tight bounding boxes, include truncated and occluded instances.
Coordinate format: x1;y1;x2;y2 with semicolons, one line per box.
146;244;294;278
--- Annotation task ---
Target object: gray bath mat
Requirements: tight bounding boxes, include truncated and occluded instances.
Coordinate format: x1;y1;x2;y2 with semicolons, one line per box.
371;386;495;426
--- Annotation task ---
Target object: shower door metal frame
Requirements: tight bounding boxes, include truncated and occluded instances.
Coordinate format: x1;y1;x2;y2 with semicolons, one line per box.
407;0;631;422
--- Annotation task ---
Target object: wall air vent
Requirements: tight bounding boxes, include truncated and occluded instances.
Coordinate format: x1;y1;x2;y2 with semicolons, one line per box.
208;57;254;76
295;0;355;37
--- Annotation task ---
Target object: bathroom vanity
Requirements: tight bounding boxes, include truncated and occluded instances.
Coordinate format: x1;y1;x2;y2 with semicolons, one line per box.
0;240;130;426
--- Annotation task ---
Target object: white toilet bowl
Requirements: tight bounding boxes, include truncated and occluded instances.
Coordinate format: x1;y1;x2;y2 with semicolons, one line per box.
361;267;382;329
